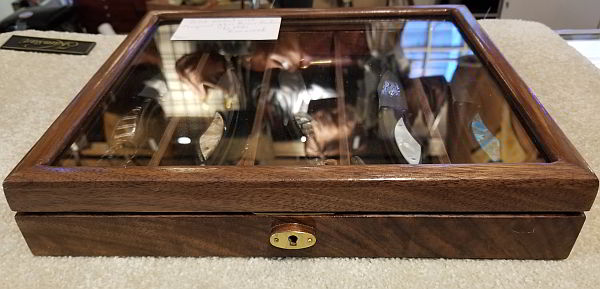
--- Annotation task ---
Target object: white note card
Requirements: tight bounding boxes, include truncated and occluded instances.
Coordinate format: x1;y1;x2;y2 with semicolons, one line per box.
171;17;281;41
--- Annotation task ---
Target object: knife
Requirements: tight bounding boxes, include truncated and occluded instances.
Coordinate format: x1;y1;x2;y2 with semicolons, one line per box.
451;55;502;162
198;112;225;162
377;71;421;164
471;113;501;162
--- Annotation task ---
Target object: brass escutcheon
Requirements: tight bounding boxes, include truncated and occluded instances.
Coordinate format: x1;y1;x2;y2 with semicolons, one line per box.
269;223;316;250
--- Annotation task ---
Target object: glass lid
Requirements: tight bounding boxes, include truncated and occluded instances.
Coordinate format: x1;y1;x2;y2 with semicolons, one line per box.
55;18;545;167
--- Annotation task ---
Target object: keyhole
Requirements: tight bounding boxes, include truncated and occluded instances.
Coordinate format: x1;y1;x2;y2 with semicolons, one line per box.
288;235;298;246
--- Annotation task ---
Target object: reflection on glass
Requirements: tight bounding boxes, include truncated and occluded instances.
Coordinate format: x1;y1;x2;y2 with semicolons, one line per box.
54;19;544;167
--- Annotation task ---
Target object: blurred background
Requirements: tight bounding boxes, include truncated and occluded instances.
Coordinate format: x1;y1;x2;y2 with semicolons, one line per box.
1;0;599;34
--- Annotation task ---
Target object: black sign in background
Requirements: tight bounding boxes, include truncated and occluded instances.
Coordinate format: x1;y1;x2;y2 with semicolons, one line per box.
1;35;96;55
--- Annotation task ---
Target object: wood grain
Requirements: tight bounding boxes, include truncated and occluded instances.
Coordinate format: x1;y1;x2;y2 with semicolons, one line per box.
16;213;585;259
4;161;597;212
2;7;598;214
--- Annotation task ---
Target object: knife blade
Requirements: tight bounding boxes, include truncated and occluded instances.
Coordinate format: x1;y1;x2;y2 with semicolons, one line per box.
377;71;421;164
198;112;225;161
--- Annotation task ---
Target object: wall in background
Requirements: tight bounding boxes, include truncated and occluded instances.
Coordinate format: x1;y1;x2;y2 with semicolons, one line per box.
502;0;600;29
313;0;436;8
413;0;437;4
0;1;13;20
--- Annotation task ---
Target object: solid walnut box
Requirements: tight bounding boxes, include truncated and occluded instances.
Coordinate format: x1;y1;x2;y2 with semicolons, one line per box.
3;6;598;259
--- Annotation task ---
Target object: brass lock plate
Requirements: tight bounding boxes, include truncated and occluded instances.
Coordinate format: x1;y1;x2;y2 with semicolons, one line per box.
269;223;316;250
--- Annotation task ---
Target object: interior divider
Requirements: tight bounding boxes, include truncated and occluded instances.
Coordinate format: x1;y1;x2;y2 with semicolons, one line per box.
149;117;180;166
238;68;273;166
334;33;352;165
406;78;451;164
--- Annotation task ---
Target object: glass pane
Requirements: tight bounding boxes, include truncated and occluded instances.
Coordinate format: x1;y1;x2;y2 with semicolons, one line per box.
54;18;545;167
430;21;464;48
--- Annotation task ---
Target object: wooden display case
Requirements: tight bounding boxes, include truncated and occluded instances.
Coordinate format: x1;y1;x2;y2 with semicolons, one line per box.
3;6;598;259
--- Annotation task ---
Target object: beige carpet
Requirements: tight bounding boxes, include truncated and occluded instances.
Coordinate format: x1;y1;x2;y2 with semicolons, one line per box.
1;20;599;288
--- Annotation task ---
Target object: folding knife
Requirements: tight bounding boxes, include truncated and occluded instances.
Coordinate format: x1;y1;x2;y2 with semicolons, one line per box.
377;71;421;164
471;113;501;162
198;112;225;161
